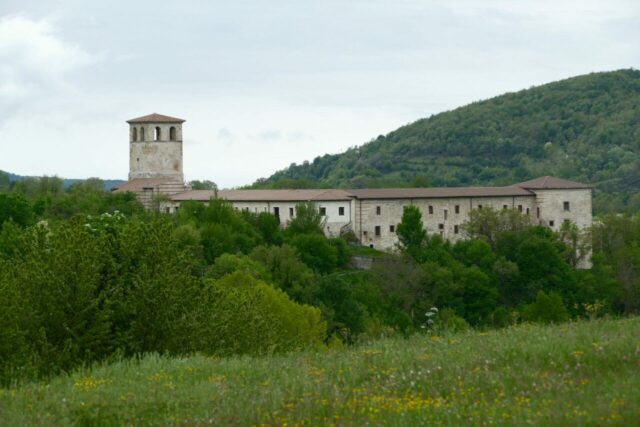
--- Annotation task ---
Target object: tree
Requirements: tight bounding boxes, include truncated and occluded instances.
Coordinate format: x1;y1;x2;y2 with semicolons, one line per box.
289;233;338;274
396;205;426;261
0;194;33;227
462;207;531;250
522;291;569;323
286;202;325;236
189;180;217;190
558;219;590;268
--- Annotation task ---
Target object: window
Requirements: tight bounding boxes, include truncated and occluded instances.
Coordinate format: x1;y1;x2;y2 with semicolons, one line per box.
375;226;381;236
478;205;483;210
132;127;138;141
537;207;540;218
563;201;570;212
273;206;280;219
140;127;145;141
428;205;433;214
289;207;294;217
549;220;555;227
526;208;530;215
454;225;459;234
169;126;177;141
444;209;448;220
376;206;381;215
339;206;345;216
165;207;170;213
438;223;444;230
319;207;326;216
455;205;460;214
503;205;508;210
518;205;523;212
389;225;395;233
154;126;161;141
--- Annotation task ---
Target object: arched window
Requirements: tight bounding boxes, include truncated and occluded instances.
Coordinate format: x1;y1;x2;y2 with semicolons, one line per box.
169;126;176;141
154;127;161;141
132;127;137;141
140;127;145;141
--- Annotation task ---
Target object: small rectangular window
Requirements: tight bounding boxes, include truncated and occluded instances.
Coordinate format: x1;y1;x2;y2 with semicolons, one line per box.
454;225;459;234
438;223;444;230
319;207;326;216
455;205;460;214
289;207;294;216
526;208;530;215
478;205;483;210
503;205;508;210
339;206;345;216
375;226;381;236
537;207;540;218
518;205;523;212
376;206;381;215
563;201;570;212
389;225;395;233
444;209;448;220
549;220;555;227
165;207;170;213
428;205;433;214
273;207;280;216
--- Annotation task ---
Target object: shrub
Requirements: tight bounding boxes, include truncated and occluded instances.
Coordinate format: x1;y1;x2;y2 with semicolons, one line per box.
522;291;570;324
289;233;338;274
195;272;326;355
433;308;470;333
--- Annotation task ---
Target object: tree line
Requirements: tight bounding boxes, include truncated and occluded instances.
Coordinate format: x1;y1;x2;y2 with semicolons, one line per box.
0;178;639;384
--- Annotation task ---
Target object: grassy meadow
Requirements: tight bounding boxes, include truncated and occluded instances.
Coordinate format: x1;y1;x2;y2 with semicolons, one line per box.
1;317;639;426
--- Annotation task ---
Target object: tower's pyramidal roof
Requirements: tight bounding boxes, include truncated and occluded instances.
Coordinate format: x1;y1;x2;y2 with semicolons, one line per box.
127;113;185;123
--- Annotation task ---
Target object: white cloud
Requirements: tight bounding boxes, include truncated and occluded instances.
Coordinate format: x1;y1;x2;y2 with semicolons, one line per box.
0;15;95;103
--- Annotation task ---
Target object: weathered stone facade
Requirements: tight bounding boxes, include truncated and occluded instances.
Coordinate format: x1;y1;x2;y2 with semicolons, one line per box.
115;114;594;268
127;113;185;182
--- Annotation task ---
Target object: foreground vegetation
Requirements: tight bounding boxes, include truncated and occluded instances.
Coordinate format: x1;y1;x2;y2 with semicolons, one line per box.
257;69;640;213
1;317;638;426
1;177;640;386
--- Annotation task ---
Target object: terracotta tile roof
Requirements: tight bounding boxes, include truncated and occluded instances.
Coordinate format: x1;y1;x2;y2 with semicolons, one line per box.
126;113;185;124
516;176;591;189
112;178;183;192
348;186;534;199
170;189;355;202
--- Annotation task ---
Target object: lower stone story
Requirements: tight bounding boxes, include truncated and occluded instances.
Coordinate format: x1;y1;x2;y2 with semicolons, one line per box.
115;176;593;268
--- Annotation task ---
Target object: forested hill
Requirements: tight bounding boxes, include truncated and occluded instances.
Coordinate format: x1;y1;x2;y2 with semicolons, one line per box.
0;170;124;191
255;69;640;213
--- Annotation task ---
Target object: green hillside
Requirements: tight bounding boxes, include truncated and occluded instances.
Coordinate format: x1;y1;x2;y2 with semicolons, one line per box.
256;69;640;213
2;317;638;426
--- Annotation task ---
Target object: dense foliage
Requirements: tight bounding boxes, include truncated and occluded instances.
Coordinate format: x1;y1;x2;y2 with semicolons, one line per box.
256;69;640;213
0;178;639;385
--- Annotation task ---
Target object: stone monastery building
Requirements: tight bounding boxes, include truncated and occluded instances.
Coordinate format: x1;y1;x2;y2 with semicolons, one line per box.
115;113;593;257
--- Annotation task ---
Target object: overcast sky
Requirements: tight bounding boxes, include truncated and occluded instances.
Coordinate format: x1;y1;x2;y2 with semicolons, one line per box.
1;0;638;188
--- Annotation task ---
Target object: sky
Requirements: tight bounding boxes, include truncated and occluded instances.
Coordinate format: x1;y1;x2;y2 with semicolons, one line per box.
0;0;639;188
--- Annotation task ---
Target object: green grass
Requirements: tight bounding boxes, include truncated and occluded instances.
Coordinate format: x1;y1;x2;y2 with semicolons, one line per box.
1;318;639;426
349;245;387;258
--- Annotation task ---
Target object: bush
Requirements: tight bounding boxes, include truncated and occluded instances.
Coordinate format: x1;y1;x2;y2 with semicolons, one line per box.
195;272;326;355
289;233;338;274
433;308;470;333
522;291;570;324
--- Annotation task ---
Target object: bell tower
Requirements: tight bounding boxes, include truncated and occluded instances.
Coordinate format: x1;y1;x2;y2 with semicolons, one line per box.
126;113;185;182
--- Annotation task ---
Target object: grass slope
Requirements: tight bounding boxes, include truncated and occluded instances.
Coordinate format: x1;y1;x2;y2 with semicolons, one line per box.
1;318;639;426
259;69;640;212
